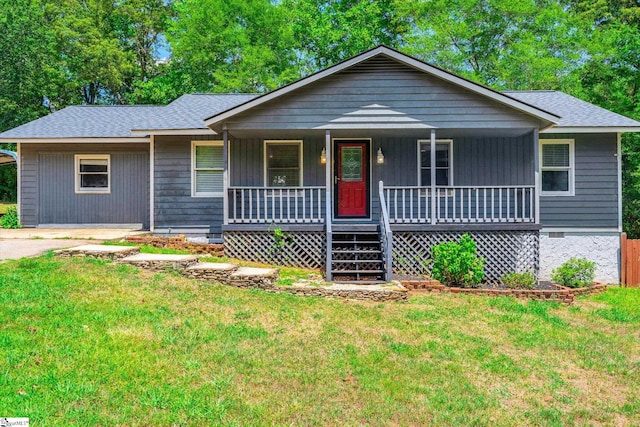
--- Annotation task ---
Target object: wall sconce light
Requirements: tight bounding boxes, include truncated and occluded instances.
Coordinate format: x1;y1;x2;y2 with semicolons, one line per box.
320;147;327;164
376;147;385;165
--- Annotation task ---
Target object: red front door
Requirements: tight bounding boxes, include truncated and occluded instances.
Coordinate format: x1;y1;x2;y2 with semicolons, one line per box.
336;141;369;217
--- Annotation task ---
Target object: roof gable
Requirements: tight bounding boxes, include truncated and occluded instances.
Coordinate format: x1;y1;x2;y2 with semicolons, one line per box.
204;46;560;131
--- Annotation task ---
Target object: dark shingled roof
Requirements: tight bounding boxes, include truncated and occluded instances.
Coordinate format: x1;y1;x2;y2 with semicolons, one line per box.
0;105;164;139
141;94;258;130
0;90;638;140
504;90;640;128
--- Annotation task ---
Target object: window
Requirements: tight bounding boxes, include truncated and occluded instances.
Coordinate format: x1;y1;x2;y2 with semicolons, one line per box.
418;140;452;186
75;155;110;193
192;141;224;197
540;139;574;196
265;141;302;186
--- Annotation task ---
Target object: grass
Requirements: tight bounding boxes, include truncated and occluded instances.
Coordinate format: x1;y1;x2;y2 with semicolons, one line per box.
0;202;16;214
104;241;323;286
1;254;640;425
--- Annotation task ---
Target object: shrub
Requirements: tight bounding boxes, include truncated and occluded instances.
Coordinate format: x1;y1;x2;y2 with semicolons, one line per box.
431;234;485;288
0;205;20;229
501;271;536;289
551;257;596;288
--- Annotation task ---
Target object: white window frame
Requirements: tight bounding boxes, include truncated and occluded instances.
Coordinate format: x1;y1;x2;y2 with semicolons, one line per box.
264;140;304;187
540;139;575;197
75;154;110;194
417;139;454;186
191;140;224;197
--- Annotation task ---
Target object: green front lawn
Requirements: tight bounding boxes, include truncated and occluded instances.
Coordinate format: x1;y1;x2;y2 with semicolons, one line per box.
1;255;639;425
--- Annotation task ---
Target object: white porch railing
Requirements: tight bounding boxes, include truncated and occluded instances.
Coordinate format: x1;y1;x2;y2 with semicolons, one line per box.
228;186;325;223
384;185;536;224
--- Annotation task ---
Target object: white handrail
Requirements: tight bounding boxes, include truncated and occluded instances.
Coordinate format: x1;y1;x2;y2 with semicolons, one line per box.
385;185;535;224
378;181;393;282
228;186;325;224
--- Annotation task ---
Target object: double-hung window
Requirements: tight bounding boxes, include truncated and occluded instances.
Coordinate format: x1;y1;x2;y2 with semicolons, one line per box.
264;141;302;187
75;155;110;193
418;140;452;186
192;141;224;197
540;139;574;196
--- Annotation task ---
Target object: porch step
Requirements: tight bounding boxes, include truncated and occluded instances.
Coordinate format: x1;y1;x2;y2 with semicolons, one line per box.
330;229;386;282
55;244;140;260
119;253;199;272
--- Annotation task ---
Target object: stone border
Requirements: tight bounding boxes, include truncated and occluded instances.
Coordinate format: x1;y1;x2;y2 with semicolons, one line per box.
125;236;224;256
274;286;408;302
400;280;608;305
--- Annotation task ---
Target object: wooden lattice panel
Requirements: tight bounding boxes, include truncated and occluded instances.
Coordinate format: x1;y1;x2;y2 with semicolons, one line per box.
392;230;539;281
224;231;325;269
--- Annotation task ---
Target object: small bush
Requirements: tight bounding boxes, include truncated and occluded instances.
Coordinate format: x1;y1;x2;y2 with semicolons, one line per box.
0;205;20;229
431;234;485;288
551;257;596;288
501;272;536;289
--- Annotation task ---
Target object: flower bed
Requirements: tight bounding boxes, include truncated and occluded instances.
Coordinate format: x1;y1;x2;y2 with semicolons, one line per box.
400;279;608;305
125;235;224;256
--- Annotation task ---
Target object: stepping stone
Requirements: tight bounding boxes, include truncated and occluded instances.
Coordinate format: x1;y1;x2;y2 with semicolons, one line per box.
228;267;279;289
55;244;140;260
184;262;238;281
120;253;199;272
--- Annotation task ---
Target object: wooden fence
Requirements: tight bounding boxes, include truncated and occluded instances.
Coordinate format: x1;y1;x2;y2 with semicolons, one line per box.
622;233;640;287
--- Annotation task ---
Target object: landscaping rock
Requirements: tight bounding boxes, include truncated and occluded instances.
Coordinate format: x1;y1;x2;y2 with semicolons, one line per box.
55;244;140;260
119;253;199;271
229;267;279;289
184;262;238;282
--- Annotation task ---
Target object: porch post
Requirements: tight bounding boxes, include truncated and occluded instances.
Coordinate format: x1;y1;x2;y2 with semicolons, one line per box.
533;129;540;225
149;134;155;232
325;130;332;281
430;128;437;224
223;128;229;226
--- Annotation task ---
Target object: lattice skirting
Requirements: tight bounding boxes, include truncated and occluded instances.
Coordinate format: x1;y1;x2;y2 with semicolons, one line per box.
393;231;539;281
224;231;326;270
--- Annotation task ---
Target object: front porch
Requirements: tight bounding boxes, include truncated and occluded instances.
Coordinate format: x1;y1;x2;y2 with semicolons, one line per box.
221;128;542;283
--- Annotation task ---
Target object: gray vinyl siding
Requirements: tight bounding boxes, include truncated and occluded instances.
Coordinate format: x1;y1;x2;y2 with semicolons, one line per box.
539;133;619;228
20;143;149;228
230;136;325;186
154;135;224;233
227;56;543;130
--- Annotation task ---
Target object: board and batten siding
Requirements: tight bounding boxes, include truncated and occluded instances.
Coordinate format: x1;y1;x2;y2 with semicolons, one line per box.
20;143;149;228
539;133;619;228
226;56;544;131
154;135;224;233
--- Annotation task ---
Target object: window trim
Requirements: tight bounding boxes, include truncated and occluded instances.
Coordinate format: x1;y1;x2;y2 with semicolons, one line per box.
191;140;224;197
417;139;454;186
540;138;575;197
263;140;304;187
74;154;111;194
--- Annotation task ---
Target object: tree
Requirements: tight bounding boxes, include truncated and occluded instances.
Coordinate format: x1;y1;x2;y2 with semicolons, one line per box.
284;0;408;73
400;0;589;91
167;0;299;94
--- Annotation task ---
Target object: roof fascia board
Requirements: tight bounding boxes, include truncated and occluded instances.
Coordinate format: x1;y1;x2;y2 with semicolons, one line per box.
130;128;216;136
204;46;559;127
0;137;150;143
542;127;640;133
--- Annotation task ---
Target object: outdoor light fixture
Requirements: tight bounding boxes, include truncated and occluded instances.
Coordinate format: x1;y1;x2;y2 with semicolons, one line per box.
320;147;327;164
376;147;385;164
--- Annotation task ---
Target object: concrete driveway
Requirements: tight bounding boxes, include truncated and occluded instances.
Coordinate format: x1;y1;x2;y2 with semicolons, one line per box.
0;228;145;260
